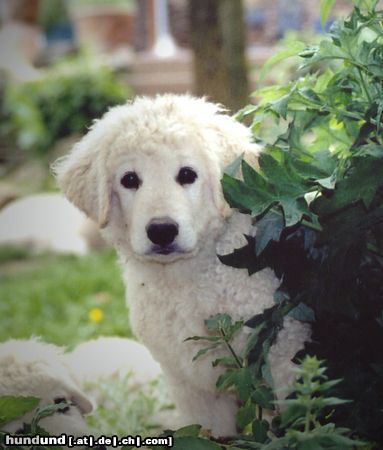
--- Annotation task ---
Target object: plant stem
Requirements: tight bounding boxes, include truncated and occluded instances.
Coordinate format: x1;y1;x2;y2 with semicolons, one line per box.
304;403;312;434
357;67;372;103
220;329;243;369
302;219;323;232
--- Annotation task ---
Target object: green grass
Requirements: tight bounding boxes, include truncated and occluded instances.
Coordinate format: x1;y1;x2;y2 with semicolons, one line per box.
0;247;130;347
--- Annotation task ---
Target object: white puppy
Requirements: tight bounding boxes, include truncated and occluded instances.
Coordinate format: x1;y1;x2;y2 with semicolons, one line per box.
54;95;310;436
0;339;92;437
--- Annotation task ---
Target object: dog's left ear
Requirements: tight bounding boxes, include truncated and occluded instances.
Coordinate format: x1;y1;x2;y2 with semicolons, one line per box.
52;131;112;228
205;113;261;218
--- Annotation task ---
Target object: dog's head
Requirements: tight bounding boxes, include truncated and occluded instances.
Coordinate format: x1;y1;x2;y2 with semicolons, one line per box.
53;95;259;263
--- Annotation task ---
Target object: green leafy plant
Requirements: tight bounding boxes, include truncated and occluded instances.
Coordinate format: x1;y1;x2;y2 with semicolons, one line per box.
0;395;72;450
0;396;39;430
235;356;363;449
187;313;277;444
220;0;383;446
181;315;362;449
2;58;130;154
186;314;275;440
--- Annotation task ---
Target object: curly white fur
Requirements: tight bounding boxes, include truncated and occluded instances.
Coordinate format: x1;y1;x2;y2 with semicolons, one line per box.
54;94;310;436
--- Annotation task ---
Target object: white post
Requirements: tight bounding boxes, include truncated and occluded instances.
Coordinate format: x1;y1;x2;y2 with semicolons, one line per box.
152;0;177;57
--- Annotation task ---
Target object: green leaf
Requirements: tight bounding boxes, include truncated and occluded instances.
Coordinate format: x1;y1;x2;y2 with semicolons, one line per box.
221;174;265;214
269;94;291;119
280;197;310;227
252;419;270;444
252;386;275;409
252;85;291;104
184;336;221;342
259;153;309;197
313;158;383;215
318;378;343;392
255;209;284;255
235;104;259;121
192;343;221;362
260;41;306;81
0;395;39;427
259;436;290;449
173;424;202;437
321;396;352;406
236;399;256;429
310;150;336;178
203;314;244;343
299;439;325;450
242;322;266;359
205;314;233;332
314;68;334;93
241;159;271;192
218;235;269;276
280;403;306;427
355;144;383;158
320;0;336;27
235;368;255;402
31;401;71;434
212;355;238;367
216;368;253;402
318;432;364;446
288;302;315;322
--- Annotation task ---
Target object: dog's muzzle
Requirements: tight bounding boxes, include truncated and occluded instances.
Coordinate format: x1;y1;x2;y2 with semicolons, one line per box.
146;219;179;254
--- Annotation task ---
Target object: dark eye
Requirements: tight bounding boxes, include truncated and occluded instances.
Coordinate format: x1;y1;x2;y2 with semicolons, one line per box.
54;397;70;414
177;167;198;186
121;171;141;189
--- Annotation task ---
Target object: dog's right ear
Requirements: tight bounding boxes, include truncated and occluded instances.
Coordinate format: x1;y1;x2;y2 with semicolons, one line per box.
52;133;111;228
204;112;262;218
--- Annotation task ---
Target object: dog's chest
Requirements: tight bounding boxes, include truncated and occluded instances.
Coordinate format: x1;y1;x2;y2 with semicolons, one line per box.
123;257;278;376
126;261;222;339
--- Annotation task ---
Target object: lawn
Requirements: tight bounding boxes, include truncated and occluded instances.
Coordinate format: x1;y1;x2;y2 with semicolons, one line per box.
0;246;131;347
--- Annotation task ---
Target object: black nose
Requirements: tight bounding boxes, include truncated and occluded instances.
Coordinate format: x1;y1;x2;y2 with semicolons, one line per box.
146;221;179;247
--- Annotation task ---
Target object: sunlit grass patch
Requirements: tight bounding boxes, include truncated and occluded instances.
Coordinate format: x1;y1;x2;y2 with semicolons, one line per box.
0;247;130;347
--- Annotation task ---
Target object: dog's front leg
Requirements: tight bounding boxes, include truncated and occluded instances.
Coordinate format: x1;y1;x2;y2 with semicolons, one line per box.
164;373;238;437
